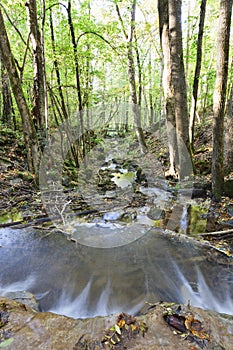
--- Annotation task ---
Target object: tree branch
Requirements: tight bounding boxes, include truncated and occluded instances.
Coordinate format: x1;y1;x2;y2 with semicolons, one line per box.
115;4;128;40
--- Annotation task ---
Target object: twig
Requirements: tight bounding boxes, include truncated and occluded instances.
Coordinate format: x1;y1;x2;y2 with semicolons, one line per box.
199;229;233;240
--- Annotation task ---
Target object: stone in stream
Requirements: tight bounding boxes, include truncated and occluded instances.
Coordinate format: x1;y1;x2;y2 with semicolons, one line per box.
0;297;232;350
147;207;165;220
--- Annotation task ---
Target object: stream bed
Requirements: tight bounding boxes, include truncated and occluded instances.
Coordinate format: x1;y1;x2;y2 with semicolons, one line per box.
0;227;232;319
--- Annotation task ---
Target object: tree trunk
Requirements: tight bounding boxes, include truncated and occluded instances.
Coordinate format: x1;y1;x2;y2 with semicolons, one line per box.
25;0;46;137
116;1;147;153
67;0;85;159
148;50;154;125
49;9;69;121
1;59;13;127
67;0;82;112
212;0;232;199
0;8;40;174
135;34;142;107
225;72;233;175
189;0;207;150
158;0;178;178
168;0;193;179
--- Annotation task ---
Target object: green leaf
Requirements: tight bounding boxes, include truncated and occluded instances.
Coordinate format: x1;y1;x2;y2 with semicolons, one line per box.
0;338;14;348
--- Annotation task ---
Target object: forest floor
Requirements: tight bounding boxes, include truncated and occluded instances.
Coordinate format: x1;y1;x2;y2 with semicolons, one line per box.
0;121;232;256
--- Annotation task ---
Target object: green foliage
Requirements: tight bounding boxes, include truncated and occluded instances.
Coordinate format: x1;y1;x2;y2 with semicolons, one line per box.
0;0;232;137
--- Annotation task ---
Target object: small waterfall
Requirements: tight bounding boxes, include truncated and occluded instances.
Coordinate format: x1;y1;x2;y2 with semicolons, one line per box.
48;279;145;319
0;276;35;294
179;205;189;233
48;279;93;318
180;270;233;314
1;270;232;318
175;266;233;314
1;228;232;319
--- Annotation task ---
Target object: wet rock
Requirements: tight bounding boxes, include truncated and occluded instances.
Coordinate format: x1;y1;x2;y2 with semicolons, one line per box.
0;297;233;350
0;291;40;312
226;205;233;217
104;190;117;199
221;220;233;229
147;207;165;220
120;211;137;223
103;211;123;221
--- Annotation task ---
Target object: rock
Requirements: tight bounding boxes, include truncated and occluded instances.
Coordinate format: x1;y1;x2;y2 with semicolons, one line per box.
221;220;233;229
103;211;123;221
147;207;165;220
0;297;233;350
226;205;233;216
0;291;40;311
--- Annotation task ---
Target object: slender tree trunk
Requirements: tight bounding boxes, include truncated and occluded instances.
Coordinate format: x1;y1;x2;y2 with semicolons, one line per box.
168;0;193;179
135;34;142;107
116;0;147;153
41;0;49;135
48;84;80;167
225;78;233;174
225;58;233;174
67;0;85;159
212;0;233;199
25;0;46;136
148;50;154;124
189;0;207;150
67;0;82;112
0;8;40;174
128;46;147;152
49;9;69;120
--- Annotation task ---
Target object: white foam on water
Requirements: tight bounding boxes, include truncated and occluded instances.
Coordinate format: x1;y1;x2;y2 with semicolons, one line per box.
1;270;232;318
178;267;233;315
48;278;145;319
179;205;189;233
0;275;35;295
48;279;93;318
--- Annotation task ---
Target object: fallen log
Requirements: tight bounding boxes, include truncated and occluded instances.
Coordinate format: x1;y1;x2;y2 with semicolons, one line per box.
0;209;98;229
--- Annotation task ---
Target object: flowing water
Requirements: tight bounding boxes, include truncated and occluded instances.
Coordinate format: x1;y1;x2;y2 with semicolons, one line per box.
0;227;232;318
